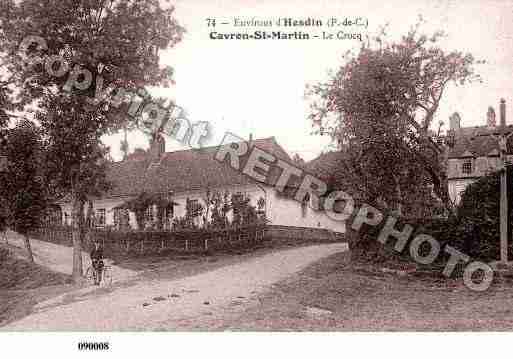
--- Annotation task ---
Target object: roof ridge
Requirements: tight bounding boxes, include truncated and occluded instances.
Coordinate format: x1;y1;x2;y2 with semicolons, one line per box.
104;136;289;198
114;136;279;164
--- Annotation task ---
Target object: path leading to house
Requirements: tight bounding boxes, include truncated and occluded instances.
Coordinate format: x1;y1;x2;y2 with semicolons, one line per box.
3;230;137;282
3;242;348;330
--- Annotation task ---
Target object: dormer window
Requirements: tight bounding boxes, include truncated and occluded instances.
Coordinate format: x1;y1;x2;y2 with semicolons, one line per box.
462;160;473;174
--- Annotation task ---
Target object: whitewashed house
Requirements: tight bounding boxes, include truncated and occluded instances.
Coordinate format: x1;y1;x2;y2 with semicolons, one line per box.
57;136;346;233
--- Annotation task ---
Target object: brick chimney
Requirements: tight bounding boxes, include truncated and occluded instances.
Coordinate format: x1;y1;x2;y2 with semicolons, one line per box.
500;98;506;128
487;106;496;128
449;112;461;131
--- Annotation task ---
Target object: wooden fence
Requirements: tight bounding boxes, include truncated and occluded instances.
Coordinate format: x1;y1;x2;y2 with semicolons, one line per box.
29;224;345;258
29;224;268;257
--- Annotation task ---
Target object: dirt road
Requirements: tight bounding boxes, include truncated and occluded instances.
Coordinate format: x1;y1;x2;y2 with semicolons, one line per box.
3;243;347;331
4;230;136;282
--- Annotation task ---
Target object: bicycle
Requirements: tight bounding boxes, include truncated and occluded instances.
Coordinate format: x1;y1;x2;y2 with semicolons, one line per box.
85;263;113;286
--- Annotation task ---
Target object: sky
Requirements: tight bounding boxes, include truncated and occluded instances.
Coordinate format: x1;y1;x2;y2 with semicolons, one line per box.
104;0;513;162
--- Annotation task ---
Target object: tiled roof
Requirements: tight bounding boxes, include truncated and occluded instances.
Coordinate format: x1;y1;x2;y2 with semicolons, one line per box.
448;125;513;159
106;158;151;197
104;137;292;198
306;151;346;181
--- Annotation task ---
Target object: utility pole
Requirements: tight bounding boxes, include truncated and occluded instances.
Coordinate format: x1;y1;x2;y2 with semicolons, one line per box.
500;140;508;264
121;127;129;161
499;99;510;264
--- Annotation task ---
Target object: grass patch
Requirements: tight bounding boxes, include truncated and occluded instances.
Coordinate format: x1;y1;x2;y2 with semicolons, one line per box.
0;246;73;326
114;241;332;282
202;252;513;331
0;247;71;290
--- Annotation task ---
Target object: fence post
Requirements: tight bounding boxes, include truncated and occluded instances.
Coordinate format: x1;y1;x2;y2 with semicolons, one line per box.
140;238;144;255
185;239;189;252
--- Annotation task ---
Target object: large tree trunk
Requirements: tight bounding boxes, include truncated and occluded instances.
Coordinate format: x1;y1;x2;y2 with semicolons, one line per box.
71;196;85;282
84;199;94;248
23;234;34;263
392;174;403;217
433;177;456;218
427;151;456;217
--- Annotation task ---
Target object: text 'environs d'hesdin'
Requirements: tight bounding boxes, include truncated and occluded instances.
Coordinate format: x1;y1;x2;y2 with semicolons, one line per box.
205;16;368;41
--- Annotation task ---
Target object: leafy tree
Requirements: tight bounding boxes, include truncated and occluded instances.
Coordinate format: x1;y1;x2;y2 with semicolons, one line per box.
0;80;13;130
115;191;176;230
0;121;47;262
0;0;184;280
209;190;231;228
201;188;213;228
0;199;8;243
0;51;12;240
0;84;8;234
231;193;260;227
308;21;482;216
0;45;16;129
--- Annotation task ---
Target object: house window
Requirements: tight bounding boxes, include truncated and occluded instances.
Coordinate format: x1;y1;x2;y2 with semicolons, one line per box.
462;160;473;174
256;197;266;218
185;199;202;227
188;199;202;217
146;206;154;223
114;208;130;230
96;209;106;227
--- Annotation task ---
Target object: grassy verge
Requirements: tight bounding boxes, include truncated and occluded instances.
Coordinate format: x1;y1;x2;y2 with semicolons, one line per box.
196;252;513;331
0;246;73;326
114;242;330;282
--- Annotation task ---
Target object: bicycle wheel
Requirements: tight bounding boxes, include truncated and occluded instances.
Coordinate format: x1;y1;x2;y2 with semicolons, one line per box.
102;266;113;286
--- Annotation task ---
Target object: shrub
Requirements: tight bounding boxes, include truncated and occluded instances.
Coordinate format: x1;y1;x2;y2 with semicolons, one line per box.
350;164;511;266
456;165;513;261
348;209;465;268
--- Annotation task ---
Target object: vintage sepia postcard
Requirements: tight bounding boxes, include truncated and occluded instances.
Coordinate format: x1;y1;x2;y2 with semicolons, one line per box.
1;0;513;357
